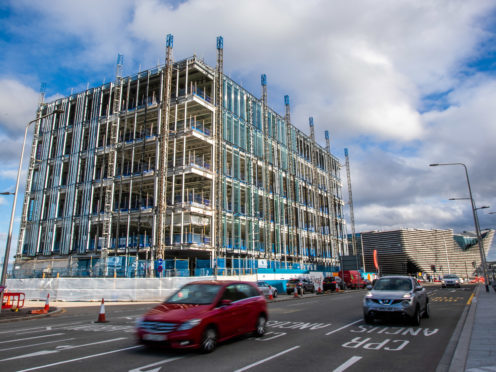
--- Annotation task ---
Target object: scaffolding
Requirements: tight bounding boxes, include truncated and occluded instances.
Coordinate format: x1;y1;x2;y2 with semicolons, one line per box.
15;36;347;276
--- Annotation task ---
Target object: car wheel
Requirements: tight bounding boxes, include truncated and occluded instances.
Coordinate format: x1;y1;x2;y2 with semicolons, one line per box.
411;306;421;326
254;315;267;337
200;326;217;353
364;315;374;324
273;290;277;298
422;301;430;319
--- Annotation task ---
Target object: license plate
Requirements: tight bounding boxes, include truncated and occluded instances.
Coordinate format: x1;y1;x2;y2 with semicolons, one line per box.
143;333;167;341
377;306;396;312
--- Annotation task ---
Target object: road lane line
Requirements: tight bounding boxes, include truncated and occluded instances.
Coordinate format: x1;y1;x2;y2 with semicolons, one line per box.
14;322;87;335
0;333;65;345
332;356;362;372
128;356;184;372
17;345;143;372
0;337;127;361
0;322;84;335
466;292;475;305
325;319;362;335
234;345;300;372
0;338;75;352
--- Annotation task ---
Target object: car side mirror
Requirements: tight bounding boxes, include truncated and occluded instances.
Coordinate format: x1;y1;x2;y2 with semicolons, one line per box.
366;285;372;290
414;287;423;292
221;299;232;306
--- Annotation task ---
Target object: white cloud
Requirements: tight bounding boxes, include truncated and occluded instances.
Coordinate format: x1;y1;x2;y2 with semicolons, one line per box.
355;202;463;232
3;0;496;236
0;79;39;135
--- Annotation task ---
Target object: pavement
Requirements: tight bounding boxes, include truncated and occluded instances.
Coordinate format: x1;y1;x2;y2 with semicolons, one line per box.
447;283;496;372
1;285;495;371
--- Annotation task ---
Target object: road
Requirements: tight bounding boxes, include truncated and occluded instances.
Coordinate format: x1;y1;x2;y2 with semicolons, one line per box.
0;284;474;372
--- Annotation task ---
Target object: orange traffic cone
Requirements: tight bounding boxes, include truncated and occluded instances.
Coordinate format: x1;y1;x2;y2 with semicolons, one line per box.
293;287;299;298
268;289;273;300
96;298;108;323
29;293;50;314
43;293;50;312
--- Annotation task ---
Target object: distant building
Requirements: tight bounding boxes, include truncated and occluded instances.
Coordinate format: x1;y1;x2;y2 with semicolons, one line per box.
356;228;494;278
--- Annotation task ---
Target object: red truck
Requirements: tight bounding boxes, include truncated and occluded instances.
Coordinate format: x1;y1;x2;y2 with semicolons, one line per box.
342;270;366;289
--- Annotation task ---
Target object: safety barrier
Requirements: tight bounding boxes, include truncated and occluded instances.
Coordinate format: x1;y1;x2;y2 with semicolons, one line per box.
2;292;25;310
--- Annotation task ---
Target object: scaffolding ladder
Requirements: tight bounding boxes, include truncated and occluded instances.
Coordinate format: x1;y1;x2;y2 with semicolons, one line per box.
345;148;359;264
156;35;174;262
102;54;124;272
213;36;224;271
309;117;322;261
261;74;272;259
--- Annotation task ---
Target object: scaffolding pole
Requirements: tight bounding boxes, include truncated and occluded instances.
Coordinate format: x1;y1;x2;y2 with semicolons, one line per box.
156;35;174;264
345;148;360;268
214;36;224;273
102;53;124;275
261;74;272;259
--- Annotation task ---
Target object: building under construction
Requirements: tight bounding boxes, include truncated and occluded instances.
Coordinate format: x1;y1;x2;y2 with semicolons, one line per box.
14;36;348;277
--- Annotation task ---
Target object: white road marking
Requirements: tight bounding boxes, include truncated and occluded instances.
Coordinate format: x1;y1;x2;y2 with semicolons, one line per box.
14;322;86;335
17;345;143;372
0;337;127;361
326;319;363;336
0;333;65;345
332;356;362;372
0;338;75;352
254;331;287;341
233;345;300;372
128;356;184;372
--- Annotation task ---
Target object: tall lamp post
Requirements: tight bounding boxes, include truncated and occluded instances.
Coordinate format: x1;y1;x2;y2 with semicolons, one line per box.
0;110;64;307
430;163;490;292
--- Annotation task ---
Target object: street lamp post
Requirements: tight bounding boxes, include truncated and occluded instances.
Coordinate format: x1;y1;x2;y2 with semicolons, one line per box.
0;109;64;308
430;163;490;292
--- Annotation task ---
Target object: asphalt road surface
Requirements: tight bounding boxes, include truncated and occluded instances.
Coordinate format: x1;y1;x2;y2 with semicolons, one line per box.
0;284;474;372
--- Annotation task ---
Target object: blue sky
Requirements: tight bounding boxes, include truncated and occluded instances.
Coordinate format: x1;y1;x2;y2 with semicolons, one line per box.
1;0;496;262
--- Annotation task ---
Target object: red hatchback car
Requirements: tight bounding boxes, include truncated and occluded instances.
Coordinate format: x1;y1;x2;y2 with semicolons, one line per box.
136;280;268;352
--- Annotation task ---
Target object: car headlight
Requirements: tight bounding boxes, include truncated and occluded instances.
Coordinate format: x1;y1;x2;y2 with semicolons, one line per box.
441;280;445;284
177;319;201;331
402;293;412;299
365;292;373;298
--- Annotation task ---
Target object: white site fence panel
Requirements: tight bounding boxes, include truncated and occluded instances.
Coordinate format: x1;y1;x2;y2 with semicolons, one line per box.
6;274;262;302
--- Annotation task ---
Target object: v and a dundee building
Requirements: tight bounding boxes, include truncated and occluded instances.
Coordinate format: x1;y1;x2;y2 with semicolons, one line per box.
356;228;494;278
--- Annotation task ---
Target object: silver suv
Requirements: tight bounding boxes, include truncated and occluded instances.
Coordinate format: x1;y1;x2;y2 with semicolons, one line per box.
363;276;429;325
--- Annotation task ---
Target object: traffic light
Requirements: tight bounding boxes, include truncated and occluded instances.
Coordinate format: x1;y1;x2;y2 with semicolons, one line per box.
431;265;436;272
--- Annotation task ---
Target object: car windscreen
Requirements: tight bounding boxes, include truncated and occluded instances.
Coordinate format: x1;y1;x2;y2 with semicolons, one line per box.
166;284;222;304
374;278;412;291
444;275;458;279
